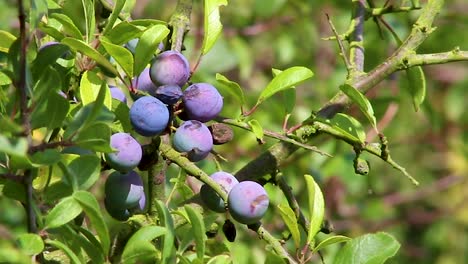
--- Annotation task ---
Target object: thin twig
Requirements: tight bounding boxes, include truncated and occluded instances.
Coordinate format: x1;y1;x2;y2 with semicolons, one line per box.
325;14;351;73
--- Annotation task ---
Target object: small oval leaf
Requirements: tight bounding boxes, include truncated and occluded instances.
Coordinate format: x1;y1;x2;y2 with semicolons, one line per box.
134;24;170;76
405;66;426;112
202;0;228;55
277;204;301;248
100;37;134;78
339;84;377;131
248;119;264;143
257;66;313;106
17;233;44;255
61;37;118;76
304;174;325;246
333;232;400;264
313;235;351;253
216;73;245;105
45;196;82;229
185;205;207;261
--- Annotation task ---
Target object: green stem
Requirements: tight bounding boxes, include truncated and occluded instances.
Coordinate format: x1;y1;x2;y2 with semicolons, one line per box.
254;224;298;264
169;0;193;52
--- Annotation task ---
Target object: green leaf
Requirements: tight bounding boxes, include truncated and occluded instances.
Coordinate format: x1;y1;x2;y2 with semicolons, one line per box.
73;230;105;264
2;180;27;203
248;119;264;142
80;71;112;110
38;22;66;41
17;233;44;255
122;242;158;264
104;21;143;45
202;0;228;55
185;205;206;261
33;41;70;76
75;123;113;152
155;200;175;264
100;37;134;78
45;196;83;229
130;19;167;27
0;135;28;157
78;227;106;261
122;226;167;263
102;0;126;35
333;232;400;264
30;0;48;30
45;239;81;264
112;99;132;132
327;113;366;143
31;91;70;130
313;235;351;253
63;101;115;140
61;37;118;76
216;73;245;105
30;149;61;166
62;155;101;190
82;0;96;42
304;174;325;246
277;204;301;248
282;88;296;115
73;191;110;254
134;24;170;76
49;13;84;40
405;66;426;112
0;30;16;53
256;66;313;106
0;70;12;85
339;84;377;131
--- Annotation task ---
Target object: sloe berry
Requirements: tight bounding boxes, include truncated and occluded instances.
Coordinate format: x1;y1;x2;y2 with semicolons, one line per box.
228;181;269;225
200;172;239;212
173;120;213;162
149;50;190;86
130;96;169;136
183;83;223;122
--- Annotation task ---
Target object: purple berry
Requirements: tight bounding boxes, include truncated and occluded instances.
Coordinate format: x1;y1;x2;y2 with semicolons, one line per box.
155;84;183;105
183;83;223;122
173;120;213;162
130;96;170;136
105;170;144;209
109;86;127;103
228;181;269;225
200;172;239;213
149;51;190;86
105;133;142;172
132;68;158;98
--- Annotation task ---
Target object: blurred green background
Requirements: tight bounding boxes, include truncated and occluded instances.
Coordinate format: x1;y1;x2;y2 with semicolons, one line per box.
1;0;467;263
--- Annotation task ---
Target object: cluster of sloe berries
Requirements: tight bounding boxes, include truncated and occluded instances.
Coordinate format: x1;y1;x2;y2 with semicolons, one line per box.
103;45;269;224
200;172;270;224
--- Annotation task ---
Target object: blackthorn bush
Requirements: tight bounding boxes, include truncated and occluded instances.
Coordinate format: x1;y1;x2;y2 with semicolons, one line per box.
155;84;183;105
200;172;239;212
228;181;269;225
173;120;213;162
149;50;190;86
130;96;170;136
105;133;142;172
183;83;223;122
